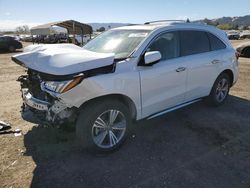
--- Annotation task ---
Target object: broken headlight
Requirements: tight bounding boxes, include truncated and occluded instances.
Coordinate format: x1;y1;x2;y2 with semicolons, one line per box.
41;76;83;94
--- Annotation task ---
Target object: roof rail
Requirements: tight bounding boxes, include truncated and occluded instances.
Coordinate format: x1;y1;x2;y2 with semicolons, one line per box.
145;19;190;25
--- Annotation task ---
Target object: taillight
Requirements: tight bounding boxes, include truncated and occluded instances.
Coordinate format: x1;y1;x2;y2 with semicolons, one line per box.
235;52;240;60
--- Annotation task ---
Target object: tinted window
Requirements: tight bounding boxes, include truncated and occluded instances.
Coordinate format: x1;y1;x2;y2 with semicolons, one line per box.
180;30;210;56
207;33;226;51
148;32;179;60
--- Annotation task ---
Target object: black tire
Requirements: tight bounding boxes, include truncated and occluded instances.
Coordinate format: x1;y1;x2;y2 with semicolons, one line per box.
76;99;131;153
8;46;16;52
206;73;231;106
243;47;250;58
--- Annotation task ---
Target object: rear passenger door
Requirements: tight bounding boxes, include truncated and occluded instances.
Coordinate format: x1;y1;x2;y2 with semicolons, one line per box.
179;30;225;102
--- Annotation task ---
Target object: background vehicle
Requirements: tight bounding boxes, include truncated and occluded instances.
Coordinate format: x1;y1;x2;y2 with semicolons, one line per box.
13;21;239;152
227;31;240;40
0;36;23;52
240;31;250;39
236;42;250;57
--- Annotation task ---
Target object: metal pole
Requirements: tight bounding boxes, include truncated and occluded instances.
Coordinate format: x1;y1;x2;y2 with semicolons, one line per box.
72;21;75;44
81;28;83;46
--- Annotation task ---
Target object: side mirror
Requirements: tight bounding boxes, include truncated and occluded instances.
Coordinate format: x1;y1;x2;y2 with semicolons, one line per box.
144;51;162;65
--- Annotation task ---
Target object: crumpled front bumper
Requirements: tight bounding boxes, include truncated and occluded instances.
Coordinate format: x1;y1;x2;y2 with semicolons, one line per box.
22;89;50;111
21;89;76;125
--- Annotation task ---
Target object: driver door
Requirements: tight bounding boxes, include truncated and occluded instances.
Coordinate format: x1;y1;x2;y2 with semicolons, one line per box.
139;31;188;118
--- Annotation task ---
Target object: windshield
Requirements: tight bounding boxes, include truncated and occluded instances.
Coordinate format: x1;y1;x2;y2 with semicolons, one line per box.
84;30;150;59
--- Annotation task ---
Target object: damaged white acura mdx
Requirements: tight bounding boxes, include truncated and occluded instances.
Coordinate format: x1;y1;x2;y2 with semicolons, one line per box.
12;21;239;152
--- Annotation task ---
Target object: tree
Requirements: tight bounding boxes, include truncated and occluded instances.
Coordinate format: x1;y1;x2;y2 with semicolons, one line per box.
217;24;233;30
16;25;30;34
203;18;218;26
96;27;106;32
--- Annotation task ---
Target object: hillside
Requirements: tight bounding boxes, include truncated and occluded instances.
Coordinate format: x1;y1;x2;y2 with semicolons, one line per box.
199;15;250;27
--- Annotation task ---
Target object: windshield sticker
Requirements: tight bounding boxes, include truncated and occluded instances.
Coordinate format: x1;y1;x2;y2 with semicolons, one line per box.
128;33;148;38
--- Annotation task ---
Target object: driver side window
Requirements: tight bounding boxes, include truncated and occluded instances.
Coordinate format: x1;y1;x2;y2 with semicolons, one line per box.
147;32;180;61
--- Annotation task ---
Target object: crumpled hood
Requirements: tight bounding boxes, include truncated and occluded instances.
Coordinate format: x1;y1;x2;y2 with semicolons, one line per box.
12;44;115;75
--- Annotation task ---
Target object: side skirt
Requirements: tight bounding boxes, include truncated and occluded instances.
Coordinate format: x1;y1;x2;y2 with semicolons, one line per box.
147;99;202;120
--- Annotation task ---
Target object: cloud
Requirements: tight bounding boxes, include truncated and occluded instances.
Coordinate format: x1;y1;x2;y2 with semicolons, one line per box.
0;20;42;31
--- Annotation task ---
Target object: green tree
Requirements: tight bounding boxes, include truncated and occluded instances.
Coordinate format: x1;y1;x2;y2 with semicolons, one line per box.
217;24;233;30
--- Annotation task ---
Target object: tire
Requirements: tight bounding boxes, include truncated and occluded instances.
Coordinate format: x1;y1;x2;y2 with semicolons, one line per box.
76;99;131;152
8;46;16;52
206;73;230;106
243;47;250;58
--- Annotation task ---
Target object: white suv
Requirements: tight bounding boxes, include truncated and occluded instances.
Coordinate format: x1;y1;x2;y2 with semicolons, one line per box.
13;21;239;152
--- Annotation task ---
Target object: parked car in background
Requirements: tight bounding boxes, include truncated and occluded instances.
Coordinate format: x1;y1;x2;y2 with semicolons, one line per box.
236;42;250;57
19;34;33;42
12;21;239;152
0;36;23;52
227;30;240;40
240;31;250;39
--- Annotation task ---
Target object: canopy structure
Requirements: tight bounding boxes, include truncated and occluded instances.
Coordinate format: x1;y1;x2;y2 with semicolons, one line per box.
30;20;93;44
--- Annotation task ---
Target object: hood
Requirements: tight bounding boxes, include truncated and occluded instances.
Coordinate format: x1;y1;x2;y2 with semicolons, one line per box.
12;44;115;75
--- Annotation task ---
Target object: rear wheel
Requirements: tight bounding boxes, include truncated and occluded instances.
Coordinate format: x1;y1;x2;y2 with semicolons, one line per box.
76;99;131;152
206;73;230;106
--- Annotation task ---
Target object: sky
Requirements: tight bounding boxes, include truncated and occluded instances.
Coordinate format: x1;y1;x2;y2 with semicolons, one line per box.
1;0;250;31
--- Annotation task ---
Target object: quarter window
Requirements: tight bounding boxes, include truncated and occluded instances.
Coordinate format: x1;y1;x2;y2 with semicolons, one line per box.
147;32;179;60
180;30;210;56
207;33;226;51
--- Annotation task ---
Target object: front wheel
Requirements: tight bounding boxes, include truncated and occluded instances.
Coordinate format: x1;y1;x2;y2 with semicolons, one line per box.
76;99;131;152
206;73;230;106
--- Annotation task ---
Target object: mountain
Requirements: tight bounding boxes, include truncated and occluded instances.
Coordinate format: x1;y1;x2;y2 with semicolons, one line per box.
198;15;250;27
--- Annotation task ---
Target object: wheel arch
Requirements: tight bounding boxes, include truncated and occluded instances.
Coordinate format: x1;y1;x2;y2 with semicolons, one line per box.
79;94;138;121
220;69;234;87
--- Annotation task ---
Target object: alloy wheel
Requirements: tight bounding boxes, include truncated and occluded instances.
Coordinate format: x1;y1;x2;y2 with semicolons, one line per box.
91;110;127;149
215;78;229;103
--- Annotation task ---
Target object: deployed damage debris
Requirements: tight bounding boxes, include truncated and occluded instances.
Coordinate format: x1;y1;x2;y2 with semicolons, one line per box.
0;120;11;131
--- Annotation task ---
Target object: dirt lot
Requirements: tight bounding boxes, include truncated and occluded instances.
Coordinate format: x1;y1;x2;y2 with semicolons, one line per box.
0;41;250;188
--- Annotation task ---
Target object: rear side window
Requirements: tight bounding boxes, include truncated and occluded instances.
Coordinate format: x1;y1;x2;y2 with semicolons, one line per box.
180;30;210;56
207;33;226;51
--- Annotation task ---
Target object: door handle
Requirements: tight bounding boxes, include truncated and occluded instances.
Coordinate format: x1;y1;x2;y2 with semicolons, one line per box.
211;60;221;64
176;67;186;72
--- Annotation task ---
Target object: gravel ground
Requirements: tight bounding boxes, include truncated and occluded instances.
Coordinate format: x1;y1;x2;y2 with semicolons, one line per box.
0;41;250;188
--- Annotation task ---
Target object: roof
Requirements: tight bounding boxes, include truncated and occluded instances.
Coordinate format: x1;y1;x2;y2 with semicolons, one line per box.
114;22;216;31
113;24;162;31
31;20;93;35
113;22;229;45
